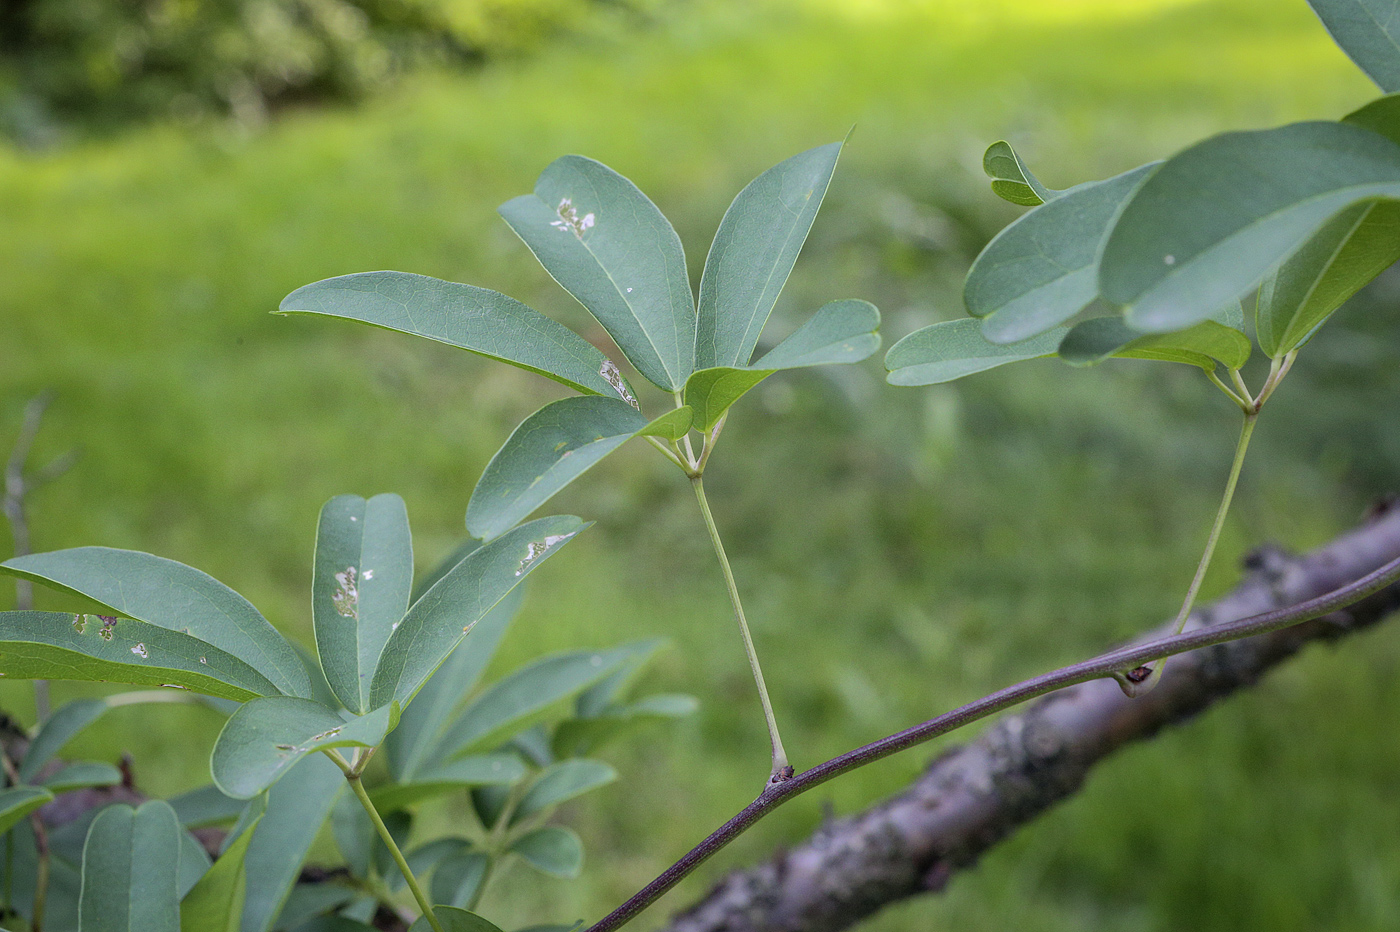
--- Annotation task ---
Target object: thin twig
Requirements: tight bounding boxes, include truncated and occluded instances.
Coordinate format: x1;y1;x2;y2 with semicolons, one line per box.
586;550;1400;932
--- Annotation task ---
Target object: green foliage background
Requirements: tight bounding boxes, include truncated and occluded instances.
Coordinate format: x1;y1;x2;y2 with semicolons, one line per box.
4;0;1400;928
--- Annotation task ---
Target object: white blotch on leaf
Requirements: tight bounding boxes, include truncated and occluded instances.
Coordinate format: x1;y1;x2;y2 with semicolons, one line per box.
199;656;208;665
309;727;343;742
1163;254;1176;265
516;532;578;576
362;569;374;581
550;197;596;238
600;359;639;410
131;643;148;659
332;566;360;620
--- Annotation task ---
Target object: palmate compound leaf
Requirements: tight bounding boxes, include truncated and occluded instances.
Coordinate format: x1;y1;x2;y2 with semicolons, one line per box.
465;397;678;542
0;548;309;698
499;155;695;391
982;140;1065;207
211;697;399;799
1306;0;1400;92
277;271;635;401
79;801;182;932
683;299;881;430
369;515;589;711
313;494;413;713
966;163;1158;344
1099;120;1400;333
0;611;283;701
884;318;1067;386
695;140;845;370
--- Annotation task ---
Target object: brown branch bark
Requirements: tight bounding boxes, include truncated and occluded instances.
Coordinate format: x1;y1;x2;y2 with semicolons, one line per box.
662;500;1400;932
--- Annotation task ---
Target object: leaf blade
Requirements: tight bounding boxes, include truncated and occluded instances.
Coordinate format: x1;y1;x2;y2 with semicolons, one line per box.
983;140;1063;206
885;318;1066;386
1307;0;1400;92
695;141;844;368
79;801;181;932
499;156;695;391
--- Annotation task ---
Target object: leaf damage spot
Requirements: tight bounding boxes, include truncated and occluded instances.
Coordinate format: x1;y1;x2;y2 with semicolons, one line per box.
1163;254;1176;265
550;197;595;238
72;614;86;634
309;727;344;742
199;656;208;665
362;569;374;581
131;643;148;659
600;359;639;410
333;566;360;620
516;532;578;576
98;616;118;641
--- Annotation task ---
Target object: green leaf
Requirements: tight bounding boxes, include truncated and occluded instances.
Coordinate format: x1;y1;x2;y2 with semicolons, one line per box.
1306;0;1400;92
683;299;881;430
885;318;1067;386
1255;198;1400;357
19;696;107;782
370;516;588;712
635;406;694;440
429;852;491;910
212;698;398;799
499;155;695;391
983;140;1063;206
1;549;308;698
241;754;345;932
168;784;247;830
509;826;582;878
966;163;1156;344
510;760;617;824
466;398;646;542
80;801;181;932
179;829;214;899
408;906;505;932
553;693;699;758
270;883;359;931
42;761;122;793
695;141;844;369
1099;121;1400;332
369;754;528;813
180;800;265;932
370;810;413;881
385;588;521;782
331;792;375;879
429;644;650;763
277;271;633;400
383;837;472;893
1058;316;1252;370
0;786;52;835
314;494;414;714
0;611;283;701
1343;91;1400;145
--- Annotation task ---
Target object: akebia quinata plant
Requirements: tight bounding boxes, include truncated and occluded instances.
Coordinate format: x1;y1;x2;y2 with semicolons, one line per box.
279;139;881;783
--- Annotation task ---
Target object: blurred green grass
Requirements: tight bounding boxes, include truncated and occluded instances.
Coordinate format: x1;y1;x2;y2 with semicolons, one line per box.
3;0;1400;929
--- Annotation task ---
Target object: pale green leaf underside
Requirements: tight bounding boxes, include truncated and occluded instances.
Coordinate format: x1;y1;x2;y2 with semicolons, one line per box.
429;643;651;764
1;548;308;698
313;494;413;713
509;826;583;878
431;853;491;910
43;761;122;793
885;318;1067;386
0;786;53;836
19;696;107;782
1307;0;1400;92
80;801;181;932
1255;197;1400;357
212;697;398;799
696;141;844;369
370;754;528;812
983;140;1064;206
385;587;519;782
511;759;617;824
1059;317;1251;370
370;515;588;711
0;611;282;701
277;271;631;399
500;155;695;391
467;397;647;542
240;754;345;932
683;299;880;429
1099;121;1400;332
967;163;1156;344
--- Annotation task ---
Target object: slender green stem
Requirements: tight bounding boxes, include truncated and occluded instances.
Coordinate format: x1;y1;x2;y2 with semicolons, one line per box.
327;751;444;932
1132;411;1257;694
691;476;789;778
644;435;690;472
1205;369;1251;412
